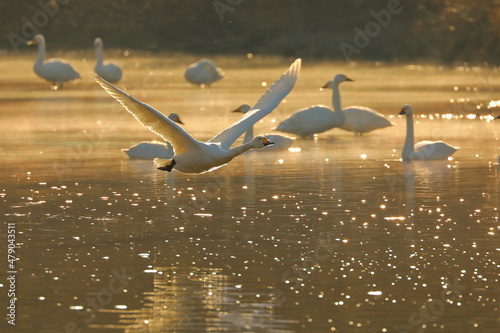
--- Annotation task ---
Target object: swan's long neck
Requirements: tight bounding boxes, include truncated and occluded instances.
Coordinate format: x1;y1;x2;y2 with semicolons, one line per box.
402;113;415;159
34;41;46;69
226;140;258;159
95;44;104;68
242;126;254;144
332;82;342;113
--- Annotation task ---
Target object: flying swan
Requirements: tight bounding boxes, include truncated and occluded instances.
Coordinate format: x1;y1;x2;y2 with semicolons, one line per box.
92;59;301;173
231;104;295;151
122;113;184;159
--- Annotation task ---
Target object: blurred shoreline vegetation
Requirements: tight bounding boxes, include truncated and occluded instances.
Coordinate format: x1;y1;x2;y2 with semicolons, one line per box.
1;0;500;65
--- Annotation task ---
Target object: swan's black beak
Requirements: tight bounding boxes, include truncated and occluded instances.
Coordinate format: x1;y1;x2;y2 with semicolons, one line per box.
345;77;354;82
230;106;243;113
495;115;500;119
399;108;407;115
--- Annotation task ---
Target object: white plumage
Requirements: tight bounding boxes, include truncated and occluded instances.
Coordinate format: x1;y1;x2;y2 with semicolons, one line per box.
122;141;173;159
274;74;350;138
399;105;458;160
339;106;393;135
94;37;122;83
122;113;184;159
184;59;224;87
93;59;301;173
28;34;80;90
231;105;295;151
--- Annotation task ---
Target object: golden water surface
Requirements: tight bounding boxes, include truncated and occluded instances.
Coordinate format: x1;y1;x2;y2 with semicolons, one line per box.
0;54;499;332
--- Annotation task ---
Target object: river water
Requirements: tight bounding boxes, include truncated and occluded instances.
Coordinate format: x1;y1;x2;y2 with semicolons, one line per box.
0;56;499;332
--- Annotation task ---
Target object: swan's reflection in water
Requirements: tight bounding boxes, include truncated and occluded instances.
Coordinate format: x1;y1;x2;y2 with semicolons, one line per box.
116;267;297;332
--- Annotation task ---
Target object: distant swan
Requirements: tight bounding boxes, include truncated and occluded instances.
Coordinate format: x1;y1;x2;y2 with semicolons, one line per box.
399;105;458;160
28;34;80;90
274;74;350;138
92;59;301;173
94;37;122;83
122;113;184;159
231;104;294;151
184;59;224;87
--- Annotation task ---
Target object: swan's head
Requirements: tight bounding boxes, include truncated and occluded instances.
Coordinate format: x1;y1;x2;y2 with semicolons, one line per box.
253;136;274;148
399;104;413;115
27;34;45;46
94;37;103;48
230;104;252;114
168;113;184;125
322;74;354;89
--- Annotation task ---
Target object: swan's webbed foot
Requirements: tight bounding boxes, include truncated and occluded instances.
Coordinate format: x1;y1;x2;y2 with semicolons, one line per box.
157;159;176;172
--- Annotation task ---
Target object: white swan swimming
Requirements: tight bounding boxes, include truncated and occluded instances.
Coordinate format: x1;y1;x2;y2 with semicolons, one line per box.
94;37;123;83
93;58;301;173
231;104;295;151
122;113;184;159
274;74;350;138
184;59;224;87
399;105;458;160
28;34;80;90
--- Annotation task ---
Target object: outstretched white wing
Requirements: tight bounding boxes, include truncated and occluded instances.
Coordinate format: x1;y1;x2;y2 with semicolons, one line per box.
208;58;301;150
92;73;201;155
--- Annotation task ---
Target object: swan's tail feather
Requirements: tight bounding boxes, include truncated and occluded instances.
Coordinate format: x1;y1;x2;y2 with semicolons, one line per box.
154;158;176;172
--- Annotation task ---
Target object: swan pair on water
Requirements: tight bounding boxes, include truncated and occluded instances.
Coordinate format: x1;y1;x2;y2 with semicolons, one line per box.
28;34;121;89
274;74;393;138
